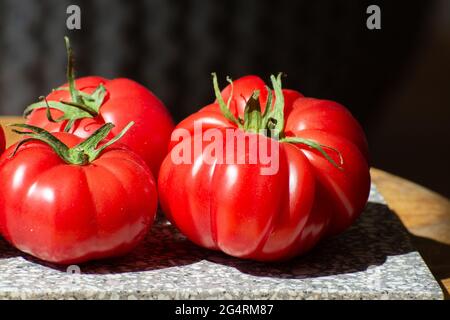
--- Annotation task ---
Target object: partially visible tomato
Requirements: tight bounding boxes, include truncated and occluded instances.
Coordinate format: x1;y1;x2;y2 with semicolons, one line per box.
0;126;4;155
24;37;174;178
0;122;157;264
159;74;370;261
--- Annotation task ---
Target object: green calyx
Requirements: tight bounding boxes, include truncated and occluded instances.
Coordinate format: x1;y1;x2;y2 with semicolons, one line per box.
9;122;134;165
211;73;285;135
211;73;344;170
23;36;107;132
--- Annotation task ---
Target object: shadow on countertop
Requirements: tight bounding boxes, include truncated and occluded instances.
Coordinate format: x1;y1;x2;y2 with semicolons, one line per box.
0;202;416;280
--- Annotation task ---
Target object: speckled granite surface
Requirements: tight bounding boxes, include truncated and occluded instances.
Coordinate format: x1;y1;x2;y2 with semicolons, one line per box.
0;185;443;300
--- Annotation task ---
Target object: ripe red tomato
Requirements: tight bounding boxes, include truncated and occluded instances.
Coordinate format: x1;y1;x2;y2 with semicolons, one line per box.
0;123;157;264
0;126;4;155
24;38;174;177
159;74;370;261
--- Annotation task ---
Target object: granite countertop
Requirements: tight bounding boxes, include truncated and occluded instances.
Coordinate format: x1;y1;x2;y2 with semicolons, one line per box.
0;185;443;300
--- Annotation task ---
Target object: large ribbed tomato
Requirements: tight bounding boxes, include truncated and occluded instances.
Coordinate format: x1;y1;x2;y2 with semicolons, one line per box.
158;74;370;261
24;38;173;177
0;123;157;264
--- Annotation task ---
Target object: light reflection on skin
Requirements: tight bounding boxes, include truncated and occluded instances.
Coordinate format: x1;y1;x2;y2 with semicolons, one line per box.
41;187;55;203
191;152;204;178
225;165;238;188
12;165;26;190
26;183;55;203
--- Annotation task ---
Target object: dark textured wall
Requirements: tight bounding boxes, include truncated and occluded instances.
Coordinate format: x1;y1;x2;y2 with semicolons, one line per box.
3;0;449;196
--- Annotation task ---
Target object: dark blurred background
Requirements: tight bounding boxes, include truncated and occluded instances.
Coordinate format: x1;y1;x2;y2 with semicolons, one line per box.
0;0;448;196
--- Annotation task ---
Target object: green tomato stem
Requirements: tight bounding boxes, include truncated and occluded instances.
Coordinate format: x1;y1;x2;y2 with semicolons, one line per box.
8;122;134;165
211;73;242;128
23;37;106;128
281;136;344;170
64;36;80;105
212;73;345;171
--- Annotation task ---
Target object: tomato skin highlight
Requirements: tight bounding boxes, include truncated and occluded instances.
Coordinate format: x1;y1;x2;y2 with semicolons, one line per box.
26;76;174;178
0;132;158;264
159;75;371;262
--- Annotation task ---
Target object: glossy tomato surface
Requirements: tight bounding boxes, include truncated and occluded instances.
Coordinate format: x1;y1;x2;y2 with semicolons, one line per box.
0;132;158;264
26;76;174;177
159;75;370;261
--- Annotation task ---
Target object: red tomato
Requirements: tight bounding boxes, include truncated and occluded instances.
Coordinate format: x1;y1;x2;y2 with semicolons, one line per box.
0;126;4;155
159;74;370;261
25;38;174;178
0;123;157;264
